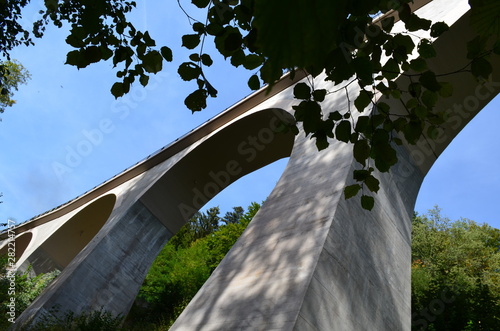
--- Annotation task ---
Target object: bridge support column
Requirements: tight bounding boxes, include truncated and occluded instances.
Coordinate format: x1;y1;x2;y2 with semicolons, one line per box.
169;129;422;330
13;200;172;328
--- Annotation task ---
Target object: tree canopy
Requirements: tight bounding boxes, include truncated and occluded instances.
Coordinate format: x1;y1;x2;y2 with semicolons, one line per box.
0;0;499;209
0;60;30;113
412;208;500;330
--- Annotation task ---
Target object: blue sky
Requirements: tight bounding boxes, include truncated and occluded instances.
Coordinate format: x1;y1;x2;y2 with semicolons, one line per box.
0;1;499;230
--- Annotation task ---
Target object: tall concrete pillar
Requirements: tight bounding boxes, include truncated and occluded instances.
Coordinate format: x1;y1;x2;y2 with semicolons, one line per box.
169;7;500;331
169;120;419;330
12;201;172;327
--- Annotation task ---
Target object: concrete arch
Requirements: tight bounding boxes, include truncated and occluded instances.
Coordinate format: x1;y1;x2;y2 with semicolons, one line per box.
12;108;296;327
140;108;295;234
22;194;116;274
0;232;33;259
12;2;500;329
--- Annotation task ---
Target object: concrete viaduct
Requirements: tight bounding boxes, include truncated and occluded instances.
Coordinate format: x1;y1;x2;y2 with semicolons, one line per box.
1;0;499;329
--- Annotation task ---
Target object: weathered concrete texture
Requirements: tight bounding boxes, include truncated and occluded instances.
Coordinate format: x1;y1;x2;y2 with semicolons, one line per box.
12;108;296;329
12;200;172;328
169;120;419;330
10;0;500;329
170;2;500;330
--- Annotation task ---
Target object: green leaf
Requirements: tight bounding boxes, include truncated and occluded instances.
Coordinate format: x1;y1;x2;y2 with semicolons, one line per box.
224;32;243;52
344;184;361;199
139;74;149;87
315;136;329;151
382;58;399;80
393;34;415;54
178;62;201;81
409;58;427;72
437;82;453;98
111;82;125;98
403;120;423;144
414;105;428;119
142;50;163;73
361;195;375;210
242;54;263;70
192;22;205;33
248;74;260;90
293;83;311;100
466;36;485;59
82;46;102;65
353;139;370;165
404;14;431;32
421;90;438;108
143;31;156;46
160;46;173;61
418;40;437;59
355;116;370;132
192;0;210;8
494;40;500;55
364;175;380;193
352;56;373;84
312;89;327;102
201;54;213;66
408;83;422;98
354;90;373;112
335;120;351;143
293;101;322;134
189;53;200;62
430;22;449;38
419;71;441;92
353;169;370;181
182;34;201;49
185;89;207;112
381;16;395;32
329;111;342;121
471;57;493;79
65;50;84;68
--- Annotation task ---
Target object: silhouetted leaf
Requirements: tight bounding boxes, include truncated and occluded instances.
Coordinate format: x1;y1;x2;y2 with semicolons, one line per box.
361;195;374;210
471;57;493;79
160;46;173;61
335;120;351;143
182;34;201;49
178;62;201;81
293;83;311;100
354;90;373;112
143;50;163;73
185;89;207;112
353;139;370;165
248;74;260;90
344;184;361;199
430;22;449;37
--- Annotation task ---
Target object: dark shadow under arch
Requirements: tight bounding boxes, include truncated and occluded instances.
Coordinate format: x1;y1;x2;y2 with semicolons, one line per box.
0;232;33;260
24;193;117;274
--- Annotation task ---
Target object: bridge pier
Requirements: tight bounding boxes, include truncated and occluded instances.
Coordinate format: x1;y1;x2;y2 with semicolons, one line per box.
168;122;420;330
12;200;172;327
8;1;500;329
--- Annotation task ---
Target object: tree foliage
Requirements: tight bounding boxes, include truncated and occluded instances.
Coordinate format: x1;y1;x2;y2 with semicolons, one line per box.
0;60;31;113
128;202;259;329
0;0;499;209
0;257;60;329
411;208;500;330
